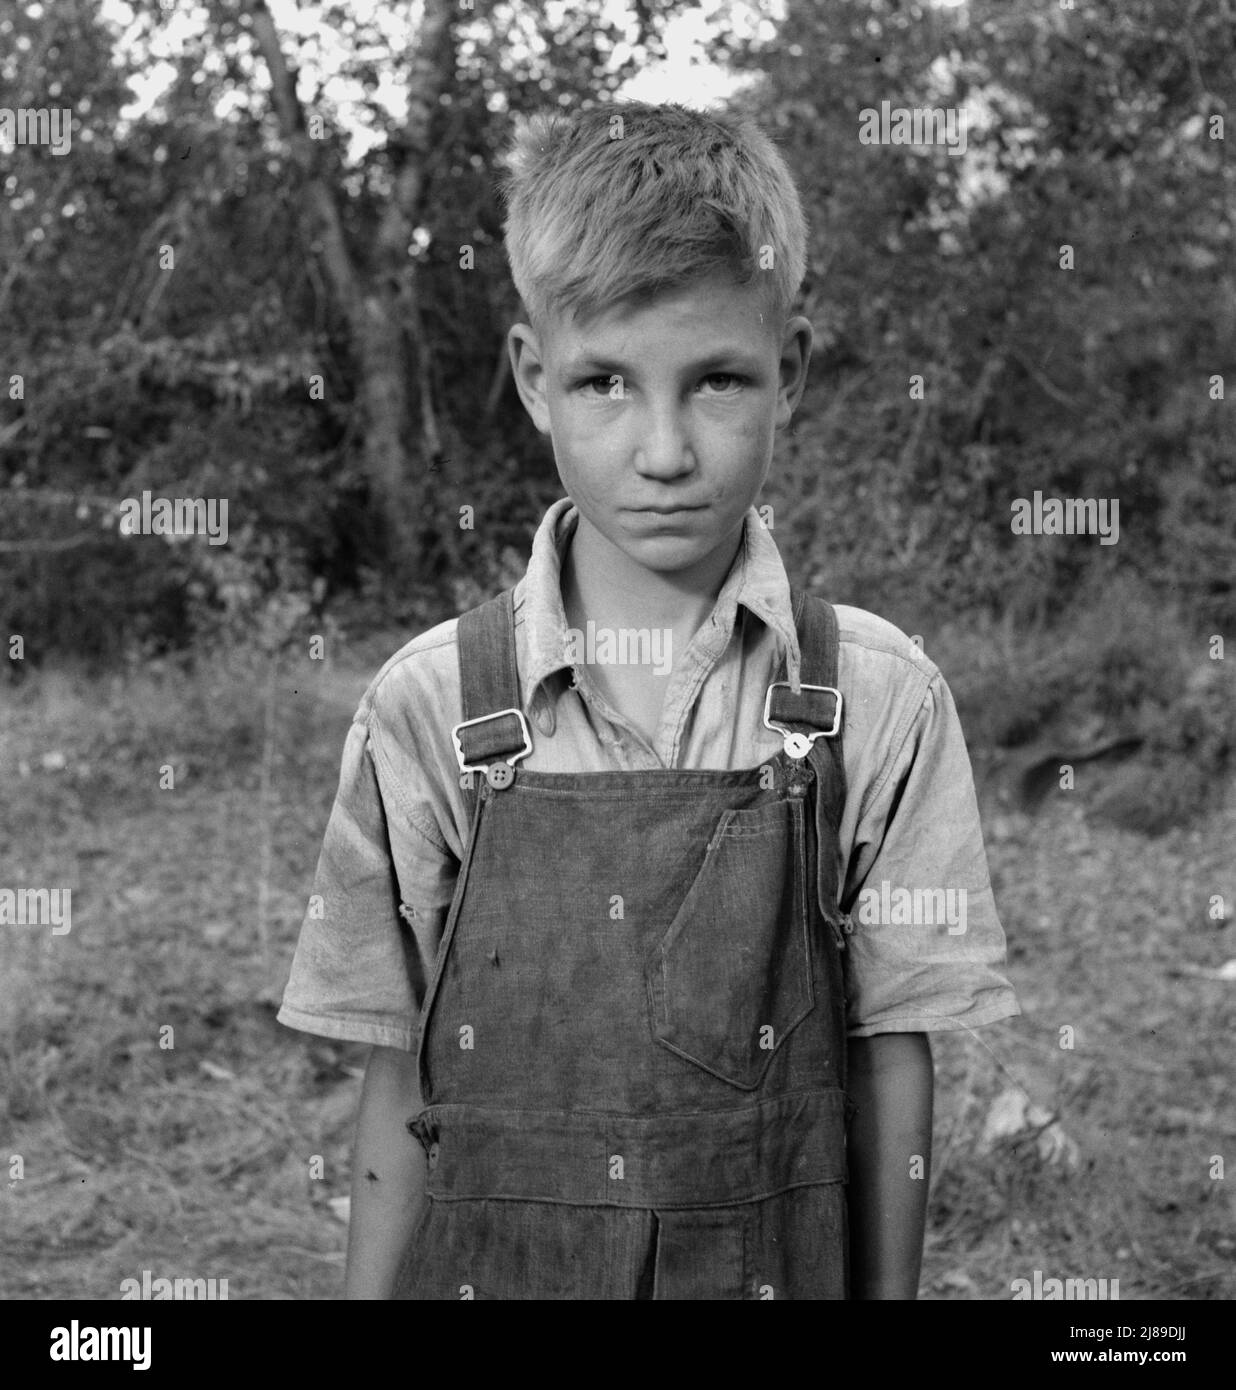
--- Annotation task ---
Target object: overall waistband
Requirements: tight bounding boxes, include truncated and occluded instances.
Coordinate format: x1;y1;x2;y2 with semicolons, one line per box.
411;1089;847;1209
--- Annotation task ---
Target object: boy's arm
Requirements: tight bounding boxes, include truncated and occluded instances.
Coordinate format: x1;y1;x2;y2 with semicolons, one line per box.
345;1044;429;1299
846;1032;933;1300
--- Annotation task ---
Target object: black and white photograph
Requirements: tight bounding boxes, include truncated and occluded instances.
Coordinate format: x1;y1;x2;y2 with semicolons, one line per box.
1;0;1232;1343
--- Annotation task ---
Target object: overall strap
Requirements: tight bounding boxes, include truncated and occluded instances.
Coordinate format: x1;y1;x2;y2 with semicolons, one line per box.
452;584;846;809
784;589;847;827
453;589;529;800
793;589;841;691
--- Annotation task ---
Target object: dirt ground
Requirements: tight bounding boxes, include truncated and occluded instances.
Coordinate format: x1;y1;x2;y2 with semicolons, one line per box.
2;652;1232;1299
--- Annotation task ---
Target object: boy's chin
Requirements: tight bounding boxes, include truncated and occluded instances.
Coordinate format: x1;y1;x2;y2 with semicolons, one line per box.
611;526;736;576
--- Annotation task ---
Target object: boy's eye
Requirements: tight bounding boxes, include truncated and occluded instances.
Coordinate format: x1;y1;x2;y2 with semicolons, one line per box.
576;373;745;396
580;375;622;395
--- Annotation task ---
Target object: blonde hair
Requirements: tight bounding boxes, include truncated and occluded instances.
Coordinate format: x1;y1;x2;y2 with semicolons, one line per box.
499;101;807;337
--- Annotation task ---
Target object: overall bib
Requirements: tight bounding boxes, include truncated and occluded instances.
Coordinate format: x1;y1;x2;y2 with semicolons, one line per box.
395;589;851;1300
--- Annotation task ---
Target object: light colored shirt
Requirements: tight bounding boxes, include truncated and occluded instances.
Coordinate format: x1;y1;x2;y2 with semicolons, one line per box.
278;497;1020;1050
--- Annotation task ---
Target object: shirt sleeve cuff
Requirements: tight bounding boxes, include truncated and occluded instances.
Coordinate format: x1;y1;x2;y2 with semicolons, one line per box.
846;992;1021;1039
276;1003;416;1051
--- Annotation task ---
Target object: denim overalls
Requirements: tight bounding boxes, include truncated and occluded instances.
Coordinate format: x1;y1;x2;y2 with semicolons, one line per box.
395;589;851;1300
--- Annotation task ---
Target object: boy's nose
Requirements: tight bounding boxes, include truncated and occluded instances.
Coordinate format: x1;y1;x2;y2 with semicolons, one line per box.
633;410;697;480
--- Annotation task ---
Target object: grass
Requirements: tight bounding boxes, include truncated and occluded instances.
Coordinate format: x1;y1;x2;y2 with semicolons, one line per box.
1;621;1233;1300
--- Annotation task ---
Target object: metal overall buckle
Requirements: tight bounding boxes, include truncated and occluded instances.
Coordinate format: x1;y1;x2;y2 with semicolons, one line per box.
762;681;843;761
451;708;533;789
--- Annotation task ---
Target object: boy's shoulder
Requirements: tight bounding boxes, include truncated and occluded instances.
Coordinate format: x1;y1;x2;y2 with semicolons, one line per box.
354;612;466;726
832;602;941;685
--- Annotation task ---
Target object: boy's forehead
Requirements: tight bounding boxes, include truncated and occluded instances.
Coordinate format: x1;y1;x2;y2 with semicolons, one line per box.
543;275;781;363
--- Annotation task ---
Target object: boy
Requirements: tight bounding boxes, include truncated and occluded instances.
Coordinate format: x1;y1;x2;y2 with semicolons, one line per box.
278;101;1020;1300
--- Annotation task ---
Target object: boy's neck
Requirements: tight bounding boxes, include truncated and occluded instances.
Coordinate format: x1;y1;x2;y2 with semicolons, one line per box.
560;514;743;642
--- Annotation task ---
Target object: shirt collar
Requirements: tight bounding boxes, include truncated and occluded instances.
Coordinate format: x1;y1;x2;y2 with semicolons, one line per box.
514;497;803;716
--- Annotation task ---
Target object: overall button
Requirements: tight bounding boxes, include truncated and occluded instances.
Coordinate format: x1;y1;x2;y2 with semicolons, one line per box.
783;731;813;759
486;763;514;789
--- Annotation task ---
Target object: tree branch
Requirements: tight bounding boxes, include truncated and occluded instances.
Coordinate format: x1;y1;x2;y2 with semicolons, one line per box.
0;533;102;554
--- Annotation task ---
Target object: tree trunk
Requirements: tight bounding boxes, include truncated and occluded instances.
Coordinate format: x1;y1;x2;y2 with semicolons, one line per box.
245;0;456;568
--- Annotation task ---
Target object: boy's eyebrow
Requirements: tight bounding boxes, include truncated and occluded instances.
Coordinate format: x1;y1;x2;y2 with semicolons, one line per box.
562;348;768;376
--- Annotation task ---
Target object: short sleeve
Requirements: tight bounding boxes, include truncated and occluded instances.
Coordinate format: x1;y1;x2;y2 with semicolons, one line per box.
841;672;1021;1038
277;714;454;1050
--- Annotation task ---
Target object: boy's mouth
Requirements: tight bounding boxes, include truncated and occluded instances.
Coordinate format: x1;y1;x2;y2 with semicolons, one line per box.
627;504;708;516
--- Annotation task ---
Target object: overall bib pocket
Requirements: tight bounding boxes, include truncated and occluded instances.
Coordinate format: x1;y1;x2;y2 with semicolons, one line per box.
646;796;814;1090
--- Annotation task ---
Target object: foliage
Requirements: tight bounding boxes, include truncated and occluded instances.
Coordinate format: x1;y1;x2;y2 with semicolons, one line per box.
728;0;1234;640
0;0;1231;691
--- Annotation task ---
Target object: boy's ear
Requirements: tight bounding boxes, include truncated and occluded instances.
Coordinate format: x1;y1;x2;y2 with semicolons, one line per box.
776;315;814;429
507;323;552;435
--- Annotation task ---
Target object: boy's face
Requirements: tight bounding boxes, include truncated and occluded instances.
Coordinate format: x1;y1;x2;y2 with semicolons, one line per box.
508;273;813;579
